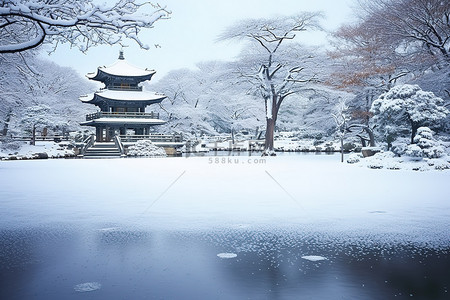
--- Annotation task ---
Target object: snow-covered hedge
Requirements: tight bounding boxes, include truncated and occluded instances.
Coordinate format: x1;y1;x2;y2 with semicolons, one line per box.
126;140;167;157
348;149;449;171
405;127;445;159
413;127;445;159
346;153;363;164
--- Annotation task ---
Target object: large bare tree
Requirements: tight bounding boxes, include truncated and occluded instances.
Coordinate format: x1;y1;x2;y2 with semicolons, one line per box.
219;13;323;155
0;0;170;53
330;0;449;98
329;0;449;141
359;0;449;64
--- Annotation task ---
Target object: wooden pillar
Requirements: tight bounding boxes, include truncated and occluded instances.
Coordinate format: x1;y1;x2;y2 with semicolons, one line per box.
105;126;110;142
96;127;102;142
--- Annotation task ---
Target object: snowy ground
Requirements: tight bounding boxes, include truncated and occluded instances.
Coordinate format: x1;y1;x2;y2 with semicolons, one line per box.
1;155;449;299
347;151;450;171
1;154;448;245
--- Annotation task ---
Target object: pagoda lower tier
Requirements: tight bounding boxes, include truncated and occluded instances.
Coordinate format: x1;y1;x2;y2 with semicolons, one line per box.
80;111;166;142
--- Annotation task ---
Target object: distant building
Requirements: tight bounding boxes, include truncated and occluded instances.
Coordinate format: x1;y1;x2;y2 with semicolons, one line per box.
79;51;183;157
80;50;166;142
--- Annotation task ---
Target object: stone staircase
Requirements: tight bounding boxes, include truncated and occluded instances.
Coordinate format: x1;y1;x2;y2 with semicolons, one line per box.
83;142;123;158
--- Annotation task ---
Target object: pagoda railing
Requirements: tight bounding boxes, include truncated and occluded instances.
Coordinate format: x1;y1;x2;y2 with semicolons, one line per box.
119;133;183;143
86;111;159;121
80;134;95;156
106;85;143;91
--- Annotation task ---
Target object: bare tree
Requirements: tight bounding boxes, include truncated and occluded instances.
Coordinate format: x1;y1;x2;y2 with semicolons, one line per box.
329;0;449;133
358;0;449;65
332;98;350;163
21;104;54;145
219;13;323;155
0;0;170;54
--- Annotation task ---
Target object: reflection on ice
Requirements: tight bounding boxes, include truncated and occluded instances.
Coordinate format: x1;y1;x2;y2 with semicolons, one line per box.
217;252;238;259
301;255;328;262
74;282;102;292
0;225;449;299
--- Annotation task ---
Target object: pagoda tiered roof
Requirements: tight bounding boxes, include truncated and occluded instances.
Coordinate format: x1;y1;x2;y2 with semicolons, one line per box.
80;89;166;106
86;53;156;83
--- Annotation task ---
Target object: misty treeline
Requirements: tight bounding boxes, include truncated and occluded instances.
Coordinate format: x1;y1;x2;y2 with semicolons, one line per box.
1;0;448;148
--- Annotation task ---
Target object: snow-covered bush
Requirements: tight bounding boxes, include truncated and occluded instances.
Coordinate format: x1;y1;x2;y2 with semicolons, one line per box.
347;153;363;164
373;151;396;160
405;144;423;160
70;130;93;142
428;159;450;170
0;139;23;151
370;84;448;146
127;140;167;157
391;142;408;157
405;127;445;159
413;127;445;159
364;151;396;169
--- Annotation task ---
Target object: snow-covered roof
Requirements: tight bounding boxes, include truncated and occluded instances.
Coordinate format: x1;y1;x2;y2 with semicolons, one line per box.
81;118;166;126
80;90;166;103
86;52;156;82
87;59;156;79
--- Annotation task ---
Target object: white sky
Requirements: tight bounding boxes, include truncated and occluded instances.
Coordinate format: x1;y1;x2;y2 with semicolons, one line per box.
42;0;356;82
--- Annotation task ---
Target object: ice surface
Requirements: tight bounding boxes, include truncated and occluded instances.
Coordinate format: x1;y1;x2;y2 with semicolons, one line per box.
0;154;448;246
74;282;101;292
301;255;327;262
217;253;238;259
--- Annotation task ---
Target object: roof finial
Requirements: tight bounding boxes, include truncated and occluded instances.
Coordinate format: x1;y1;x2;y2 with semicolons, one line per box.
119;50;125;60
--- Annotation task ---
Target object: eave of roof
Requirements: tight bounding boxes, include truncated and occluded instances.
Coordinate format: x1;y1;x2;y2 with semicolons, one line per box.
80;90;166;103
80;118;166;126
86;59;156;80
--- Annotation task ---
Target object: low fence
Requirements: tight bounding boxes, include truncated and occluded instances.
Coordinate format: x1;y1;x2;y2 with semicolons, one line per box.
0;135;69;142
119;134;183;143
85;111;160;121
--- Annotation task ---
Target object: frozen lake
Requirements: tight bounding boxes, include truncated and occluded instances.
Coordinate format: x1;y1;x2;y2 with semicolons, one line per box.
0;155;449;299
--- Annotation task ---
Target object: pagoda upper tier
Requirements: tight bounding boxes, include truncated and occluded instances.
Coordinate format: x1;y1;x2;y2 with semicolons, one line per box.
80;89;165;111
81;51;166;111
86;51;156;87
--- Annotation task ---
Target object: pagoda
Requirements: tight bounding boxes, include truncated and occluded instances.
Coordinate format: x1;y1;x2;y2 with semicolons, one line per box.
80;51;166;142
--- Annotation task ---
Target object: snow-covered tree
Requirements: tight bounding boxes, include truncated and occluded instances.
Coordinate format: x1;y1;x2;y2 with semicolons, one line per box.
405;127;446;160
329;0;450;128
412;127;445;159
370;84;448;145
149;61;265;138
0;52;93;140
358;0;449;66
20;104;54;145
219;13;323;155
0;0;170;53
332;98;350;163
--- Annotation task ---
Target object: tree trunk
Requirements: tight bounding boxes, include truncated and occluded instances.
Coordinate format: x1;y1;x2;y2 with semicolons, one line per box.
30;124;36;145
263;117;276;156
262;95;278;156
2;109;12;136
357;135;367;147
410;120;418;144
364;126;376;147
340;137;344;163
